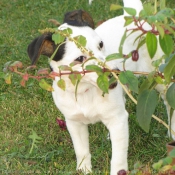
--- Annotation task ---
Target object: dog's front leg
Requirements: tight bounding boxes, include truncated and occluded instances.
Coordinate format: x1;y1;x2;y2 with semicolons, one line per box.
103;111;129;175
66;119;92;174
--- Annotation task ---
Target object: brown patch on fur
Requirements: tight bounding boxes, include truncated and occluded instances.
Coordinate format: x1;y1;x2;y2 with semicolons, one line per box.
81;10;94;29
27;33;56;65
40;40;55;57
64;10;95;29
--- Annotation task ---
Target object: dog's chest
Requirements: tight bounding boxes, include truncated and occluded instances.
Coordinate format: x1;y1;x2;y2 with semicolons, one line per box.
52;81;109;124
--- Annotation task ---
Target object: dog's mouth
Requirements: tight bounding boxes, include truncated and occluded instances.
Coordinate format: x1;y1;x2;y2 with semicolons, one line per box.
108;68;120;89
75;56;87;63
72;56;118;90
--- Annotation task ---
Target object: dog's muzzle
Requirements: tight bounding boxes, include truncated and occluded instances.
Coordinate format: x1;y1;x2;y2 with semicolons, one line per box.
108;68;120;89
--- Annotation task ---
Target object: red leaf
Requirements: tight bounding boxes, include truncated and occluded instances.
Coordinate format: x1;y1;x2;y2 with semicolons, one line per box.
20;79;26;87
56;118;66;130
23;74;29;81
37;68;50;75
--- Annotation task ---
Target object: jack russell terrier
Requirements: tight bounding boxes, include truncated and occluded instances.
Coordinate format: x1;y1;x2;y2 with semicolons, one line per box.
28;9;128;175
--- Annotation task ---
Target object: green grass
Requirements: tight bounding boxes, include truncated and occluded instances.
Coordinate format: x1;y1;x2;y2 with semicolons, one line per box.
0;0;174;174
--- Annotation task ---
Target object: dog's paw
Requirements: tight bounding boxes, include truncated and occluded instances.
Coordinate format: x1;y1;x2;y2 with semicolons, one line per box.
77;161;92;174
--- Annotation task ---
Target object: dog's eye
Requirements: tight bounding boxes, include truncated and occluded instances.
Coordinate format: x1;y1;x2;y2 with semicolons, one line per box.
99;41;103;49
75;56;86;63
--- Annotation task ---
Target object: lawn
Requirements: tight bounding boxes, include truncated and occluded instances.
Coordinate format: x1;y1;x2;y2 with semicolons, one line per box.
0;0;174;174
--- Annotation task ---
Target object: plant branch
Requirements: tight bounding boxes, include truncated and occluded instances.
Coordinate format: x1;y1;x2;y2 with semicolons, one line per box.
9;66;175;83
128;16;175;35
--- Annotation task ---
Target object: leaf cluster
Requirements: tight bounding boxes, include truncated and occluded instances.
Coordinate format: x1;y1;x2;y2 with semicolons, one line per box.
110;0;175;133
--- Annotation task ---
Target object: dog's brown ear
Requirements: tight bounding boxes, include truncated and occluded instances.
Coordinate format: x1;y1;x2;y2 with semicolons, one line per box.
27;33;56;65
64;10;94;29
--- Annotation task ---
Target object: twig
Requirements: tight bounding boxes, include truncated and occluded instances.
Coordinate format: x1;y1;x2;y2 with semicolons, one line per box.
9;66;175;82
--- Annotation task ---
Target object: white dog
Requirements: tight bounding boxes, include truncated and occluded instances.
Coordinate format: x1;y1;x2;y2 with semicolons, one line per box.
95;0;175;138
27;10;128;175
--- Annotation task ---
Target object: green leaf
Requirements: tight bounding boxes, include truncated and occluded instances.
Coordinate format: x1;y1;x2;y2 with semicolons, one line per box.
57;79;66;91
169;148;175;158
69;72;82;86
74;35;87;47
109;76;117;87
105;53;123;62
154;76;164;84
139;78;153;93
152;56;163;68
155;23;165;38
52;33;65;44
123;7;136;16
159;63;167;73
162;157;173;165
61;28;73;35
119;29;127;55
29;130;42;141
136;90;158;132
141;2;154;16
69;61;81;67
166;83;175;110
139;78;157;93
85;65;103;74
81;57;97;68
119;70;138;93
39;79;54;92
164;54;175;83
155;13;165;22
147;71;156;82
59;65;72;71
158;8;174;18
136;37;146;50
164;24;175;36
75;78;81;101
97;74;109;94
152;160;163;170
29;130;42;154
4;73;12;84
110;4;123;11
159;34;173;56
147;16;157;23
146;32;157;59
124;16;134;27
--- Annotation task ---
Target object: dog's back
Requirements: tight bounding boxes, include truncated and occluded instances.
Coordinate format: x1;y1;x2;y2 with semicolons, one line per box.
95;0;163;73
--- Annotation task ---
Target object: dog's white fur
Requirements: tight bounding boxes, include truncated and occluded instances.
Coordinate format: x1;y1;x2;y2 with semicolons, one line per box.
89;0;93;4
51;24;129;174
95;0;175;139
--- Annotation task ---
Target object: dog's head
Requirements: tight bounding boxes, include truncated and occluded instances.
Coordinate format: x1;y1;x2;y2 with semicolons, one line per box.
27;10;105;70
27;9;101;65
27;24;105;71
49;24;105;72
27;10;117;90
